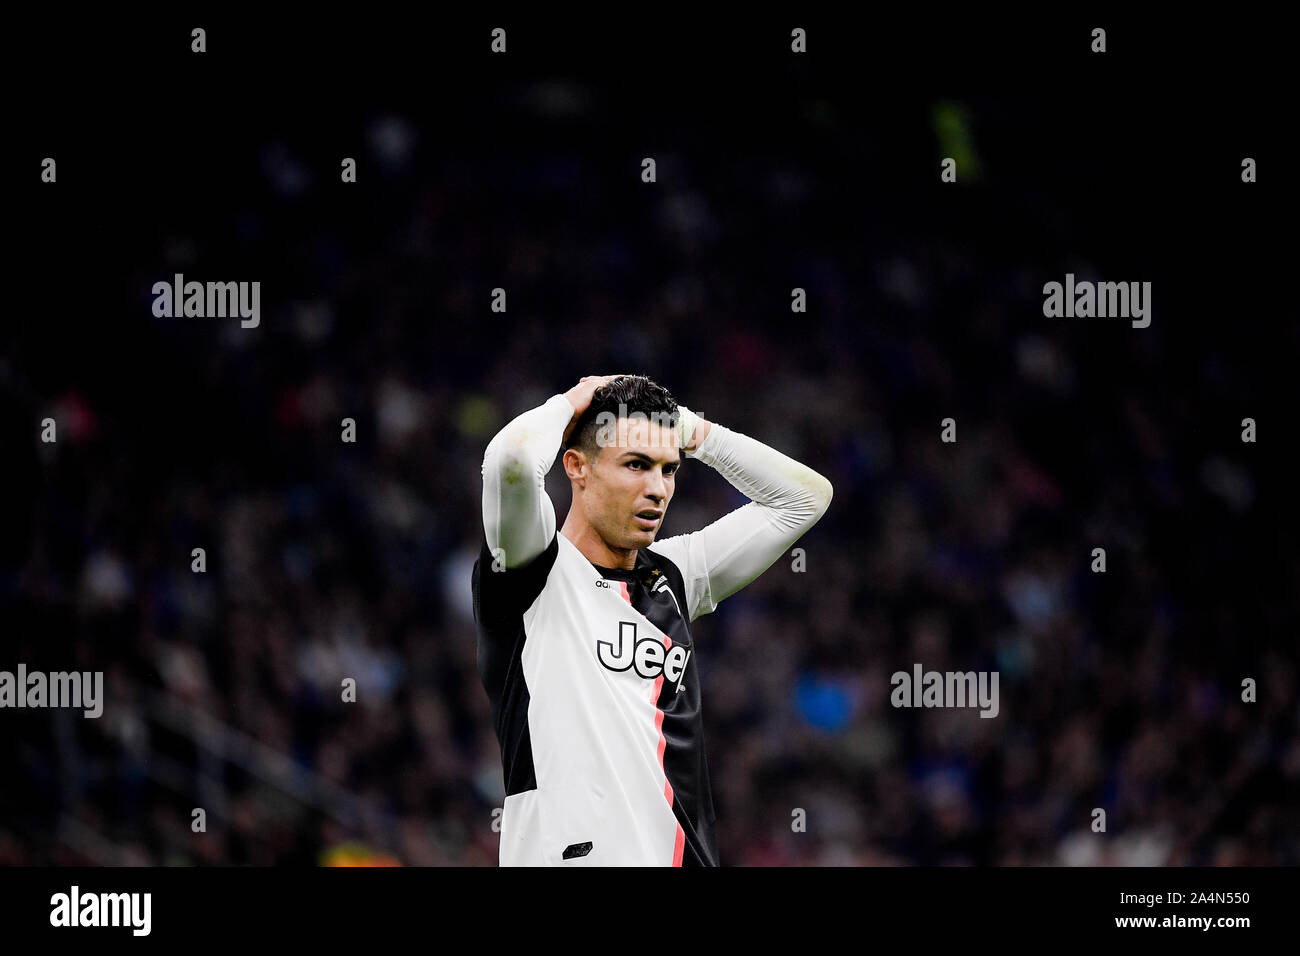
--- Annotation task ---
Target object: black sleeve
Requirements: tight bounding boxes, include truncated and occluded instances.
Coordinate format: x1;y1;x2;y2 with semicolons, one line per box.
472;530;561;632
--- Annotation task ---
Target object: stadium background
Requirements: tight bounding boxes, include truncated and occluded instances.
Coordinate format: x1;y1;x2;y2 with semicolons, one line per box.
4;18;1296;866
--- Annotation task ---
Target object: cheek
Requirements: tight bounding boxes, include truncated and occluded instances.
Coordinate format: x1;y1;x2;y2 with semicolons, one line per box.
601;482;633;516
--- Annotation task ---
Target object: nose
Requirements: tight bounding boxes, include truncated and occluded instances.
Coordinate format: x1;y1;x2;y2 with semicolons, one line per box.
645;469;668;504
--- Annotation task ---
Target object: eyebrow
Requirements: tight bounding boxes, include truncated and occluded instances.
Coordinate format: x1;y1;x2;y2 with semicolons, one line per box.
622;451;681;467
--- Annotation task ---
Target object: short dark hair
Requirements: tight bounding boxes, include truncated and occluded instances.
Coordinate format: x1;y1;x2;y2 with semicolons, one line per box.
563;375;680;461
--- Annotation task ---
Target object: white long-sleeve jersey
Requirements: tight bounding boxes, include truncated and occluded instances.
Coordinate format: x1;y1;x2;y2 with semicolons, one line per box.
472;393;832;866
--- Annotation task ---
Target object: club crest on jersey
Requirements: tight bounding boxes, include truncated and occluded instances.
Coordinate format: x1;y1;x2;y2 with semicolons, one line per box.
597;621;691;688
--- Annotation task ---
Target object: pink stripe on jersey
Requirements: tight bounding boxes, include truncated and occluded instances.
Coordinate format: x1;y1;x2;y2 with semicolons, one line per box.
616;578;686;866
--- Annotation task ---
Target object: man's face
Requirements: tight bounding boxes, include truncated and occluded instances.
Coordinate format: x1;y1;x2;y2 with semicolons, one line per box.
581;416;680;550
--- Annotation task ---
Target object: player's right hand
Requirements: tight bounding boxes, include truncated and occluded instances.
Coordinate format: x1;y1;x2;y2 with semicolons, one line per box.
563;374;622;443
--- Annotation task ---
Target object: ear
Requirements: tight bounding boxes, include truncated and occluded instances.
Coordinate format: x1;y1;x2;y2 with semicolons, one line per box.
562;447;588;484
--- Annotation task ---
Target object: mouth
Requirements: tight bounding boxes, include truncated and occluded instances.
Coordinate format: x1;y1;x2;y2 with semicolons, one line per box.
634;511;662;529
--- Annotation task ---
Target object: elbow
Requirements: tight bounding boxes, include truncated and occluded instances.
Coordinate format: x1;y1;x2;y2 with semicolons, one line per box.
809;472;834;522
786;469;833;527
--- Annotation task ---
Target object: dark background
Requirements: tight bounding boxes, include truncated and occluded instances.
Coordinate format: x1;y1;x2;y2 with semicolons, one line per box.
3;13;1296;865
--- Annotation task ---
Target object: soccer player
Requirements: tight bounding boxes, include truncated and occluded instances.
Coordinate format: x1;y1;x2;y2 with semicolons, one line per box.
472;374;833;865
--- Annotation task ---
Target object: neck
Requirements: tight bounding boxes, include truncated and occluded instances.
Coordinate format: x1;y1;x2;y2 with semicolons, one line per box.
560;514;638;570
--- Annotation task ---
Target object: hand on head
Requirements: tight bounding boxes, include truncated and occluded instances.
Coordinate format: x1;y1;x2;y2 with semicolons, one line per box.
563;374;625;444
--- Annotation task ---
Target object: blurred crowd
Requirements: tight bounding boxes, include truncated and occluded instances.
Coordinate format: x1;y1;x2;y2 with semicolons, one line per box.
5;86;1297;865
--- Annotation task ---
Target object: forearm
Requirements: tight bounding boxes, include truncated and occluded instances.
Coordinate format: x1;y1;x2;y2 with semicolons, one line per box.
688;418;833;530
481;393;573;568
679;418;832;609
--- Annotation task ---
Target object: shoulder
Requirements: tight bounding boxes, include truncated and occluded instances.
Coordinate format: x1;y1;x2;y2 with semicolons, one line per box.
473;530;562;626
